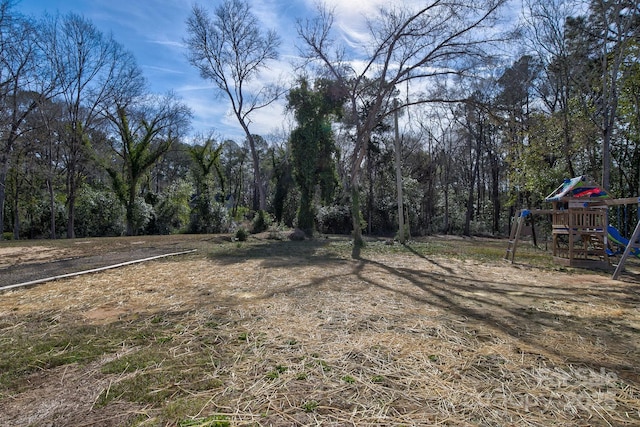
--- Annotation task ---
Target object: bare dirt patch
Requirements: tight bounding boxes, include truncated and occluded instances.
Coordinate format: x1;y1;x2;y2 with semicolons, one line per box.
0;235;222;288
0;246;73;268
1;236;639;426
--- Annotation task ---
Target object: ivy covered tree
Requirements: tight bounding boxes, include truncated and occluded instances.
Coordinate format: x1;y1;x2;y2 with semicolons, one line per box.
616;43;640;196
271;145;295;226
287;77;345;236
188;137;228;233
105;94;191;236
297;0;509;255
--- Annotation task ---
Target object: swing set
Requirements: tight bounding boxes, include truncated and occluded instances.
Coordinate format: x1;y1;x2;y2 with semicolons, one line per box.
504;176;640;280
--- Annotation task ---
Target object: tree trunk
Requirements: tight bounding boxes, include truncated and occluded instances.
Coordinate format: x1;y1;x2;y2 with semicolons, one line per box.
394;102;406;244
0;169;6;240
367;144;373;236
126;180;137;236
298;186;314;236
530;214;538;247
602;109;614;191
350;127;370;258
47;179;56;239
350;183;363;258
562;106;576;178
66;165;77;239
463;182;474;237
464;136;481;237
0;144;12;240
12;174;20;240
66;191;76;238
491;161;500;235
244;132;266;211
442;150;450;234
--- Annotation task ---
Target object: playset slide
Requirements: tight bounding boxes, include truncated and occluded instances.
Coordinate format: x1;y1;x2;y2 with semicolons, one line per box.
607;225;640;257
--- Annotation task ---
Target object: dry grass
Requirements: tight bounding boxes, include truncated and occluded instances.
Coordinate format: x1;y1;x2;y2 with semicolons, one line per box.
1;234;639;426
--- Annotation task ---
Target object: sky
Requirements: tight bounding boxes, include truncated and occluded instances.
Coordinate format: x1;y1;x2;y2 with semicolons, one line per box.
15;0;521;142
14;0;393;142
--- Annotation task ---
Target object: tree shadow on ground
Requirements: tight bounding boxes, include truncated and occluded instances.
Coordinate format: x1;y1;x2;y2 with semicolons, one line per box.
352;245;640;386
197;236;640;386
209;237;350;268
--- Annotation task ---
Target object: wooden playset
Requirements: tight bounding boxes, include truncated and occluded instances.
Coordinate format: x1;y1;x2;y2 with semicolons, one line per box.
505;176;640;279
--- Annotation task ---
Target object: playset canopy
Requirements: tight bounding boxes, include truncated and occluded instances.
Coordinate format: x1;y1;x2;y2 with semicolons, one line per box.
544;176;609;201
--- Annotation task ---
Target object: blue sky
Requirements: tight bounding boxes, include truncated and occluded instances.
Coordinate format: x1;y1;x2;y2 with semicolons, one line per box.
15;0;520;142
14;0;389;142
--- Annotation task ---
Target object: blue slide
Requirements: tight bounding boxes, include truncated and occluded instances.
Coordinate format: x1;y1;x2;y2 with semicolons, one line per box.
607;225;640;257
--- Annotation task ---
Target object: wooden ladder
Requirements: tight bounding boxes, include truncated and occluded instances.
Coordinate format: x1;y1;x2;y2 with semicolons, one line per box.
505;210;526;263
612;219;640;279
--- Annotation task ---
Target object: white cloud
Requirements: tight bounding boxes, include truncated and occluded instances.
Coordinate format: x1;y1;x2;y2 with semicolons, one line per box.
304;0;404;48
148;40;185;49
143;65;184;75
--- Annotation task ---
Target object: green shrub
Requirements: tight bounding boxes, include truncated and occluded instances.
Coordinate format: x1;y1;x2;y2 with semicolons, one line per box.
75;187;125;237
131;198;154;235
316;204;351;234
250;210;272;234
189;197;231;234
149;180;192;234
235;227;248;241
232;206;250;222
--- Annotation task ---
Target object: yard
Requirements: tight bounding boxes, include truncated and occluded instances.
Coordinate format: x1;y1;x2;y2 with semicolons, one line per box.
1;234;639;426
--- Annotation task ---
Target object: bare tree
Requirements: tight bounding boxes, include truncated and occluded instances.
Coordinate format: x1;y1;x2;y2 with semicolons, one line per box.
185;0;283;211
43;12;145;238
523;0;581;178
28;97;66;239
0;1;57;239
296;0;508;255
587;0;638;191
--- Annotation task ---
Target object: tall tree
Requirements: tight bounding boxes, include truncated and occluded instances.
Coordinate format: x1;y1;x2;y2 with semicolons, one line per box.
591;0;639;191
43;12;145;238
524;0;588;179
185;0;283;211
296;0;508;256
287;77;344;236
105;94;191;236
616;43;640;196
566;0;639;189
0;2;55;238
496;55;540;213
188;137;226;233
28;97;66;238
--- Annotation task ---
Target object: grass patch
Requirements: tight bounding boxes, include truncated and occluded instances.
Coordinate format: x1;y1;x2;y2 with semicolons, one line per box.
178;415;230;427
0;318;143;389
265;364;288;380
301;400;319;413
97;348;223;406
341;375;355;384
178;415;231;427
101;349;166;375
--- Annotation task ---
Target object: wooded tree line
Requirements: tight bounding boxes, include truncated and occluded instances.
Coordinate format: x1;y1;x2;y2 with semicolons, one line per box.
1;0;638;245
